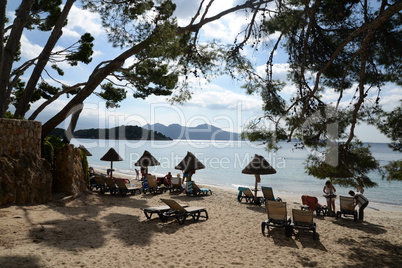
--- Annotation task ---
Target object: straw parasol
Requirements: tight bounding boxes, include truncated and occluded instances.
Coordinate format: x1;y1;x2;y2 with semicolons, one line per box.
78;145;92;156
242;154;277;198
134;150;160;175
100;148;123;178
175;151;205;180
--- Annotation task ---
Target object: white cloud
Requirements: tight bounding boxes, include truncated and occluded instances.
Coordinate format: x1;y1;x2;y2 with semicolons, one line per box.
65;5;104;38
184;84;262;112
20;34;43;59
60;27;81;39
378;94;402;111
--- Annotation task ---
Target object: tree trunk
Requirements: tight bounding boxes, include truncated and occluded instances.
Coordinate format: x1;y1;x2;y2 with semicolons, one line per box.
0;0;35;117
64;103;83;142
0;0;8;68
14;0;76;118
41;35;155;139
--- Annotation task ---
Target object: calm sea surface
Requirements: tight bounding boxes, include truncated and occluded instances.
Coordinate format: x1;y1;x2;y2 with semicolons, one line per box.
71;139;402;208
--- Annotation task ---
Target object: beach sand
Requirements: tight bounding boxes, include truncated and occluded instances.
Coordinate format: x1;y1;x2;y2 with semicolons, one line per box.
1;172;402;268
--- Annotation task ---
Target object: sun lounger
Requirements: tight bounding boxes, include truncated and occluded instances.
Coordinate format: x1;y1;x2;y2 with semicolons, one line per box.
143;175;166;194
103;176;120;195
114;178;141;196
160;198;208;225
141;206;172;220
90;176;106;193
189;182;212;196
141;204;189;220
262;186;282;202
291;209;317;239
261;201;291;236
301;195;327;216
239;188;264;206
336;196;357;221
237;187;248;202
169;176;183;193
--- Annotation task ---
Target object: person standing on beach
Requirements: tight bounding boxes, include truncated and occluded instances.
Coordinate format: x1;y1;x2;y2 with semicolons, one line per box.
140;167;146;180
323;180;336;213
349;190;369;221
134;168;140;180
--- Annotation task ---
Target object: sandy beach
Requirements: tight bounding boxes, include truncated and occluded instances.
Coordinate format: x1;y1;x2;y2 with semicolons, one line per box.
1;173;402;268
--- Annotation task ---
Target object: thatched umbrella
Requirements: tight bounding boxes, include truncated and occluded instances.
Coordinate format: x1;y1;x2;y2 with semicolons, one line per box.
134;150;160;176
100;148;123;178
78;145;92;156
242;154;277;198
175;151;205;180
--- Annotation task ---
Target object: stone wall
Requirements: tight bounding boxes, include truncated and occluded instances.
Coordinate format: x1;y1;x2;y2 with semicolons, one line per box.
0;119;88;206
0;153;53;205
53;144;87;195
0;118;41;158
0;118;52;205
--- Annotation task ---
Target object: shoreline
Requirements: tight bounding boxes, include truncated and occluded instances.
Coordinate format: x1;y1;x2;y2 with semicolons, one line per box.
97;166;402;212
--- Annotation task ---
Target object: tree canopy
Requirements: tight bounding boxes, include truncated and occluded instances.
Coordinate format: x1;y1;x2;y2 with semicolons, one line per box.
0;0;273;138
241;0;402;185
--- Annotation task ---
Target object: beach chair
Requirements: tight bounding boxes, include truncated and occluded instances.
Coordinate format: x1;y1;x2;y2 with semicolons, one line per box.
141;205;173;220
114;178;141;196
90;176;106;193
143;175;166;194
169;176;182;193
141;204;189;220
336;196;357;222
160;198;208;225
291;209;317;239
103;176;119;195
301;195;328;216
262;186;282;202
239;188;264;206
189;182;212;196
261;201;291;236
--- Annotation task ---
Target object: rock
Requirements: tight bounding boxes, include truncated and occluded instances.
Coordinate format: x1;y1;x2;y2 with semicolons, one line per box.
53;145;87;195
0;153;53;205
0;144;88;206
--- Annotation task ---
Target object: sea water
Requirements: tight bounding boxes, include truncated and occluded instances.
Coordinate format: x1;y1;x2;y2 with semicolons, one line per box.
71;138;402;207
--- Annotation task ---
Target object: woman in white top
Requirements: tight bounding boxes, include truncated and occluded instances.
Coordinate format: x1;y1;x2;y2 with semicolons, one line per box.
323;180;336;212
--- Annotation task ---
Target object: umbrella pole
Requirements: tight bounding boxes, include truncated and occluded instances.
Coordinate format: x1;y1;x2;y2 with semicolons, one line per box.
110;161;113;178
254;174;260;200
254;179;258;198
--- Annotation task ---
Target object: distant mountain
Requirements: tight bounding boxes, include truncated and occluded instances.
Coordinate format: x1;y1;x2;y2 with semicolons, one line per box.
143;123;242;140
49;126;172;140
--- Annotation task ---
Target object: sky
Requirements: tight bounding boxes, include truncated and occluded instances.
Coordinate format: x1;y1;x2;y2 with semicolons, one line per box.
8;0;402;143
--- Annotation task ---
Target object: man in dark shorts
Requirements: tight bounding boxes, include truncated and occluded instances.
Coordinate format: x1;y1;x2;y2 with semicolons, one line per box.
349;190;369;221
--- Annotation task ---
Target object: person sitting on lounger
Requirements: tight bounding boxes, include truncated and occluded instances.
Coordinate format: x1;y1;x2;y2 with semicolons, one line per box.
163;172;172;187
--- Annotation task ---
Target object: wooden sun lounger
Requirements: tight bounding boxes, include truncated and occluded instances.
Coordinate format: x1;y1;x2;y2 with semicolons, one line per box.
239;188;264;206
262;186;282;202
103;176;119;195
189;182;212;196
291;209;317;239
160;199;208;225
143;176;166;194
141;204;189;220
336;196;357;221
261;200;291;236
114;178;141;196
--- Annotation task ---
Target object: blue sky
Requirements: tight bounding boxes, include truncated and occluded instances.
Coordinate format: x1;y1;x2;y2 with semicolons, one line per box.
9;0;401;142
